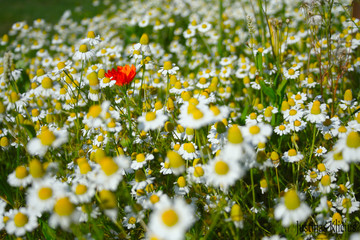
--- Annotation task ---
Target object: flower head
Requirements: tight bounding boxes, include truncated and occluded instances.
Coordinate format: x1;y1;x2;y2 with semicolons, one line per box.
105;64;136;86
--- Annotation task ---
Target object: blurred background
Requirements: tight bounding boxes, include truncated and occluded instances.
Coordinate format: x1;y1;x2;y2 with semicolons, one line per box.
0;0;102;35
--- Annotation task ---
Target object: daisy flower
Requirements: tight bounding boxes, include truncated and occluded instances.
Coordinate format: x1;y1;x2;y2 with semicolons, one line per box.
282;149;304;163
49;195;80;230
5;207;38;237
205;155;245;192
314;146;327;157
283;106;304;123
73;44;94;62
91;155;126;191
318;174;337;194
178;142;200;160
26;126;68;157
197;22;212;33
274;189;312;227
130;153;154;170
334;131;360;163
138;111;168;132
323;149;349;172
166;151;185;175
283;68;300;79
335;196;360;214
274;123;291;136
70;179;96;204
7;165;32;187
148;196;195;240
186;165;206;184
174;176;190;196
26;177;66;213
241;123;272;146
304;100;327;124
158;61;179;76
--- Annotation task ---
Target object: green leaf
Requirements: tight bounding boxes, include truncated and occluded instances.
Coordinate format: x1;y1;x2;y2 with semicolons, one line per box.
259;80;276;104
255;52;263;74
276;79;288;97
41;220;57;240
240;105;249;125
21;124;36;138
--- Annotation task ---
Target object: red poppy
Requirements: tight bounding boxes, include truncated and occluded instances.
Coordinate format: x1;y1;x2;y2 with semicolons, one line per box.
105;64;136;86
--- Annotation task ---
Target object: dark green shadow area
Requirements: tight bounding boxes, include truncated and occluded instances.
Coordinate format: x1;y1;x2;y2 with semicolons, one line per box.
0;0;100;35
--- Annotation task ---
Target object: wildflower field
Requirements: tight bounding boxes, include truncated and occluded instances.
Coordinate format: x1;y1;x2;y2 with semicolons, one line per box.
1;0;360;239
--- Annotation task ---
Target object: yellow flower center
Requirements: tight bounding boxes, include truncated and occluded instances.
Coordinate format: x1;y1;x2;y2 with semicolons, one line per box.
321;175;331;186
99;190;117;209
75;184;87;195
177;176;186;187
288;69;295;75
145;112;156;121
260;179;268;188
15;166;28;179
140;33;149;45
231;204;243;221
344;89;352;102
317;163;326;172
342;198;351;209
136;153;146;162
210;106;220;116
289;109;297;116
99;157;119;176
88;105;102;118
14;212;28;227
87;72;99;86
38;187;52;200
150;195;160;204
310;101;321;115
228;125;243;144
57;62;66;70
161;209;179;227
54;197;75;216
87;31;95;39
32;108;40;117
79;44;88;53
184;143;195;153
192;109;204;119
194;166;204;177
332;212;342;225
41;77;53;89
38;129;56;146
346;132;360;148
163;61;172;70
279;125;286;131
9;92;19;103
79;161;91;174
284;189;300;210
128;217;136;224
288;149;297;157
214;160;229;175
29;159;44;178
167;151;184;169
310;171;317;179
1;137;9;147
249;125;260;135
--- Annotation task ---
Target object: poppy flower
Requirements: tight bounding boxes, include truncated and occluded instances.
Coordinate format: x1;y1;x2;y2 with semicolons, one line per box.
105;64;136;86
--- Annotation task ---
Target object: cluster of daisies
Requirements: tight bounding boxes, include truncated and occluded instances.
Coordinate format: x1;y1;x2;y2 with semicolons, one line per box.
0;0;360;239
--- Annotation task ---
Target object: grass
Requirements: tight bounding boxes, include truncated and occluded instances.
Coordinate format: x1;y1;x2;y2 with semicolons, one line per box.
0;0;99;35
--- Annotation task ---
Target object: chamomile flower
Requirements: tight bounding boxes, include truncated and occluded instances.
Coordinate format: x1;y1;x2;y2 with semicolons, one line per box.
334;131;360;162
318;174;336;194
335;196;360;214
304;100;327;124
178;142;200;160
73;44;94;62
91;155;127;191
274;189;312;227
7;165;32;187
283;68;300;79
148;196;195;240
241;123;272;146
26;126;68;157
130;153;154;170
158;61;179;76
205;156;244;192
283;106;304;123
5;208;38;237
70;179;96;204
49;195;81;230
282;149;304;163
26;178;65;213
138;111;168;132
314;146;327;157
274;123;291;136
